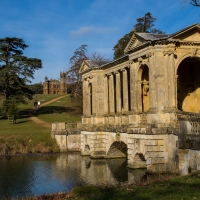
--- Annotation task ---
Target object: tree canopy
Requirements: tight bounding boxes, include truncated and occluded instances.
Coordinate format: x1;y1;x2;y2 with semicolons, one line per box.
0;37;42;115
113;12;164;59
28;83;43;94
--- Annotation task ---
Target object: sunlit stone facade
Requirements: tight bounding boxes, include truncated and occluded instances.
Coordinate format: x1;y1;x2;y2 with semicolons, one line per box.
78;24;200;173
43;71;67;94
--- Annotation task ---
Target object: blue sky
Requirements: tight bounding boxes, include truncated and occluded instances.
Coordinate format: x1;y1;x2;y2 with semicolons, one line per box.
0;0;199;83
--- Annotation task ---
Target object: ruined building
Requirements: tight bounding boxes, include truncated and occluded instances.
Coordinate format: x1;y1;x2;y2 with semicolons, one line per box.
52;24;200;174
43;72;67;94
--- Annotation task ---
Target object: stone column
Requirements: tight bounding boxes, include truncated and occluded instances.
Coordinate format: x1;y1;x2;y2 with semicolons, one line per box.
104;75;109;114
121;68;129;113
163;52;169;108
168;52;176;108
115;71;122;114
148;52;157;112
86;80;91;116
82;79;87;116
130;61;137;112
108;73;115;114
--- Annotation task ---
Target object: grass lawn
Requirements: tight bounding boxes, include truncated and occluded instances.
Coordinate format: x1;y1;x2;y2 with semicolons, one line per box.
36;95;82;123
0;94;82;155
70;172;200;200
27;172;200;200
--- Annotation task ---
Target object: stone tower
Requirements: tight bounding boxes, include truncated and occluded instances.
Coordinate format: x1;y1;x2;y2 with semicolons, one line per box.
43;72;67;94
60;71;67;94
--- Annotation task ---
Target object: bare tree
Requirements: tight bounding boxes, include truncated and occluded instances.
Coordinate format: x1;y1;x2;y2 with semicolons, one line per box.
89;52;110;65
191;0;200;6
67;45;88;101
182;0;200;6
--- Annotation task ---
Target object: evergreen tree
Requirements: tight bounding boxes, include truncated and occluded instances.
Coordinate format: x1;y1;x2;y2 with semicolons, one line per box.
28;83;43;94
0;37;42;114
113;31;134;60
134;12;163;33
113;12;164;59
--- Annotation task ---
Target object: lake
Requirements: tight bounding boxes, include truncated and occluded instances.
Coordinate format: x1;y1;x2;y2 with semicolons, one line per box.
0;153;146;199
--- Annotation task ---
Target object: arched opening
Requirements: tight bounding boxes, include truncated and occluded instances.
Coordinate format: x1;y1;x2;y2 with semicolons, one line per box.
107;141;127;158
132;153;147;169
177;57;200;113
138;65;149;112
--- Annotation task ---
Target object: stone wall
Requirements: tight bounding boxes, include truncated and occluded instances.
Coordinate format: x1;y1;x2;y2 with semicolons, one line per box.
179;149;200;175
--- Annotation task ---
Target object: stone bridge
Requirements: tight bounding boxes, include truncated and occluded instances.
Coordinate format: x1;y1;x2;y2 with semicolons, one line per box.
53;24;200;175
52;112;200;175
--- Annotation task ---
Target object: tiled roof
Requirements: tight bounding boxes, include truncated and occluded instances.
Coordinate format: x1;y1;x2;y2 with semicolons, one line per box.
136;33;170;41
84;60;99;68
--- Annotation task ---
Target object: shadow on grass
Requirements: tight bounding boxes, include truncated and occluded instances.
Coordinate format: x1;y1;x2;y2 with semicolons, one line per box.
16;120;29;124
36;106;76;116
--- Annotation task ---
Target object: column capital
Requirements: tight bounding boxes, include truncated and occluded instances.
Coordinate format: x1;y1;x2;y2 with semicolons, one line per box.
113;70;120;74
129;59;134;65
120;68;126;72
106;73;112;77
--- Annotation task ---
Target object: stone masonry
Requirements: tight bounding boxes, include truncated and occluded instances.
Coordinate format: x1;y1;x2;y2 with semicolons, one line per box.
78;23;200;174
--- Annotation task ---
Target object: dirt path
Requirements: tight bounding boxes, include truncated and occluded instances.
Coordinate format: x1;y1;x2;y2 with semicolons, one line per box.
29;96;66;129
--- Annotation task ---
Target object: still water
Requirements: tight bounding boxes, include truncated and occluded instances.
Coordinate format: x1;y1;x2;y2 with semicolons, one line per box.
0;154;146;199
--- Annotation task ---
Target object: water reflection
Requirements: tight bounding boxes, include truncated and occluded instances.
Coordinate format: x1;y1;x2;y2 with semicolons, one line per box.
0;154;146;198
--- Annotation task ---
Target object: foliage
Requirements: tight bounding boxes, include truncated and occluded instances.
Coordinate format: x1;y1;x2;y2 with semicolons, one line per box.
134;12;164;33
2;98;18;118
0;37;42;107
113;31;134;60
113;12;164;59
28;83;43;94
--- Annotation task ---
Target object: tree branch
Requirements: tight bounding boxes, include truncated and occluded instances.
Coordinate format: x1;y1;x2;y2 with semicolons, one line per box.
191;0;200;6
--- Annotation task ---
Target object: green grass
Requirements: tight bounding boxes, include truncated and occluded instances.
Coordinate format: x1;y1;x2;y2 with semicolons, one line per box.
26;172;200;200
0;94;82;155
69;172;200;200
36;95;82;123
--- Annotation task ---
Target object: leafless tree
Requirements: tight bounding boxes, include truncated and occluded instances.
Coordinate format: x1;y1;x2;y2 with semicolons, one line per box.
182;0;200;6
89;52;110;65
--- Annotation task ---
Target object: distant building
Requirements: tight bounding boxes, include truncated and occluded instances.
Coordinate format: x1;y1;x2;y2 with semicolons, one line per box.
43;72;67;94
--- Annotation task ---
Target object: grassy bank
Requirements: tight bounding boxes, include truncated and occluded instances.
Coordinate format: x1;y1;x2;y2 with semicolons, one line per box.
26;172;200;200
0;94;82;155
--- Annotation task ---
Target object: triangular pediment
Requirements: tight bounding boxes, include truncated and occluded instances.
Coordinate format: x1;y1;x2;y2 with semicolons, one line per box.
79;62;90;74
169;23;200;41
79;60;100;74
124;33;145;53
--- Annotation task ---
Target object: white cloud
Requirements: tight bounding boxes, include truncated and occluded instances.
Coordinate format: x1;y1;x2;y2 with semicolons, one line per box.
70;26;118;37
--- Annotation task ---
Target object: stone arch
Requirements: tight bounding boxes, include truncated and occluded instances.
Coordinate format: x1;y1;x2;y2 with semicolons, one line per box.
138;64;149;112
107;141;127;158
176;56;200;112
132;153;147;169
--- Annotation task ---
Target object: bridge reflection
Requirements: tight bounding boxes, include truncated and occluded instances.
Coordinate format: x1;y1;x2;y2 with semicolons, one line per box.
54;154;146;185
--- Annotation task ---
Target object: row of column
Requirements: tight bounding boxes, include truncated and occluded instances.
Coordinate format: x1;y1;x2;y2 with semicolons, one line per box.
82;51;177;116
104;67;130;115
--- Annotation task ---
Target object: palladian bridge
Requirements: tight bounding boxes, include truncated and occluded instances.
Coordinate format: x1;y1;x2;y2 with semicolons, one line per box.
52;23;200;175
